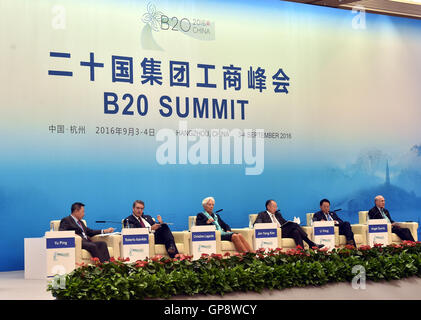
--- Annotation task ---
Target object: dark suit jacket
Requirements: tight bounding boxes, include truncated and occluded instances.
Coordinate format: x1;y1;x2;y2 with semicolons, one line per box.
313;211;343;224
368;206;395;223
196;212;231;232
254;211;287;226
124;214;156;229
59;215;101;240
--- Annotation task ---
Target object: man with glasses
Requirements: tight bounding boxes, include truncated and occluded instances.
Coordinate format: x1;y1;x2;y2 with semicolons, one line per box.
123;200;179;258
368;195;414;241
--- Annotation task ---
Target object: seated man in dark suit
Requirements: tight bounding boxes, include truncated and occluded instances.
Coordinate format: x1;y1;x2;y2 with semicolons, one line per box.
123;200;179;258
196;197;253;253
59;202;114;262
368;195;414;241
254;200;323;249
313;199;356;247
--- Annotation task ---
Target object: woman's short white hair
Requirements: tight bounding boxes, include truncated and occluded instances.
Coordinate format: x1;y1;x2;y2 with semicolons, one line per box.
202;197;215;206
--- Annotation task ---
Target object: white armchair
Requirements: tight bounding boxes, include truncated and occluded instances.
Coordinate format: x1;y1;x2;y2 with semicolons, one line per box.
50;220;120;265
359;211;418;243
306;213;367;247
188;216;253;255
248;214;302;250
121;220;191;257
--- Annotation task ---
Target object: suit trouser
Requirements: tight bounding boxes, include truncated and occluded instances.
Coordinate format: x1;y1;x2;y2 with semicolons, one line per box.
392;226;414;241
338;222;356;245
154;224;179;258
282;223;317;248
82;239;110;262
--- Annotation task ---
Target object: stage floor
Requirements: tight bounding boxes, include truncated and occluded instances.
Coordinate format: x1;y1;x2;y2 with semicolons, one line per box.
1;271;420;300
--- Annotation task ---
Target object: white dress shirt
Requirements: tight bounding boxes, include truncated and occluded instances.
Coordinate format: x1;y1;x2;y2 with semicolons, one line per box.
266;210;280;228
324;212;333;221
70;214;104;239
133;214;154;233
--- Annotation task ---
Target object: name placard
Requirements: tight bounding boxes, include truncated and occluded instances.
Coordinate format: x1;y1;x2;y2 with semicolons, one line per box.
367;219;389;246
191;225;217;260
313;221;335;250
45;231;75;278
121;228;149;262
253;223;278;250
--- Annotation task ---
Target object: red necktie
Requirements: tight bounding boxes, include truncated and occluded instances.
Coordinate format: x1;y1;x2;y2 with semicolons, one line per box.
138;217;145;228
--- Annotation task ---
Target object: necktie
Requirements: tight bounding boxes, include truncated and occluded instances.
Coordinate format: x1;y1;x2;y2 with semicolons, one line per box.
77;220;87;239
138;217;146;228
380;208;390;223
325;213;332;221
77;220;84;230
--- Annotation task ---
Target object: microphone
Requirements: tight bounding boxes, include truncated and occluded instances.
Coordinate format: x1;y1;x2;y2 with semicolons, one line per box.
333;209;342;213
206;209;223;226
95;220;123;224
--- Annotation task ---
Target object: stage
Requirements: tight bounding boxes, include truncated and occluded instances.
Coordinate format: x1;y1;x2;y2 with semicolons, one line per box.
1;271;420;300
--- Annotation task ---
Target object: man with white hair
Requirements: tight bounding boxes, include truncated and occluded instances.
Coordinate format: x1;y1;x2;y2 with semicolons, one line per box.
368;195;415;241
196;197;253;253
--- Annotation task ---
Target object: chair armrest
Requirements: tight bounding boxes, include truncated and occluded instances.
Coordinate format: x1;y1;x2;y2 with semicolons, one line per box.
173;231;191;255
358;211;368;224
351;224;367;246
148;233;155;257
334;226;340;246
231;228;253;245
91;234;122;258
277;227;282;248
173;231;190;244
301;226;312;239
215;230;222;254
351;224;367;234
75;235;82;265
398;222;418;241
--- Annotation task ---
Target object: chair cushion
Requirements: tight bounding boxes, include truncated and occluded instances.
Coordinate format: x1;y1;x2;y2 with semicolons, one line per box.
281;238;296;248
82;247;113;262
221;241;236;251
392;233;401;243
81;249;91;260
154;243;185;256
154;245;167;255
339;235;363;246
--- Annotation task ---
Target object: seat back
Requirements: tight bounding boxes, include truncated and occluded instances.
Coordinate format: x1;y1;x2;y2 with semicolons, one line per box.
188;216;197;231
359;211;368;224
50;219;87;231
306;213;314;226
248;214;258;227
